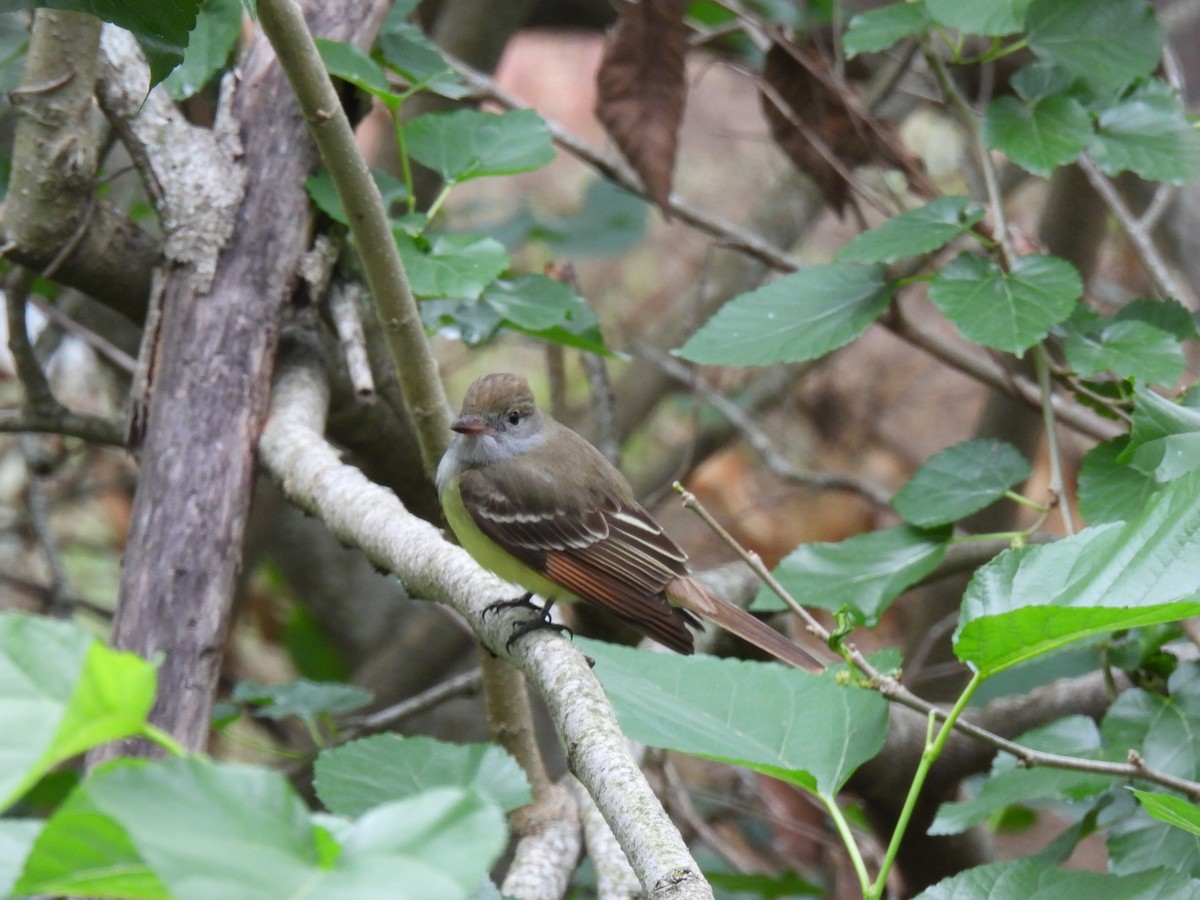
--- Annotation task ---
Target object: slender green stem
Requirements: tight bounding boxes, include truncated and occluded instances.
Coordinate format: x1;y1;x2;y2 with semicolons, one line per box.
823;793;873;895
949;529;1027;544
1004;490;1049;512
142;724;189;757
868;672;984;898
394;111;417;215
423;182;456;227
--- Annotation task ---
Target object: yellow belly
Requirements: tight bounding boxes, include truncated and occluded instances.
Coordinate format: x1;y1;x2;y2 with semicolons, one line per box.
441;475;569;602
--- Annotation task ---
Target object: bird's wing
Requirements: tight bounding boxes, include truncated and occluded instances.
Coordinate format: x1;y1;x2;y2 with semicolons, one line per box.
457;466;699;652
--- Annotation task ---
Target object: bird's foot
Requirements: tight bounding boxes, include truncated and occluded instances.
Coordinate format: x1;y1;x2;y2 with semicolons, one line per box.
505;616;573;653
483;592;537;618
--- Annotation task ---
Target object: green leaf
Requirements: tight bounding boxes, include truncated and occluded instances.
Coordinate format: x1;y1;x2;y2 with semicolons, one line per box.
837;196;983;264
1114;297;1198;342
755;526;950;623
0;613;156;810
1120;385;1200;482
163;0;242;101
892;438;1031;527
232;678;373;723
579;638;888;796
1026;0;1163;89
706;870;822;896
17;777;165;898
1058;308;1186;386
982;94;1092;177
912;859;1199;900
376;19;470;100
315;38;396;100
530;179;647;256
1077;438;1158;525
396;233;510;300
420;297;503;345
930;716;1111;835
21;757;507;900
314;734;531;817
480;274;610;355
0;819;41;898
306;168;408;224
0;0;204;85
925;0;1032;36
675;264;893;366
1011;61;1078;102
1102;666;1200;876
955;470;1200;676
405;109;555;182
929;253;1082;354
1134;790;1200;837
843;2;932;57
1088;96;1200;184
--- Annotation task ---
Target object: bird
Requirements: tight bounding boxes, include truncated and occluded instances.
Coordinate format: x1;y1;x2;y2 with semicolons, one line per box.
436;372;820;670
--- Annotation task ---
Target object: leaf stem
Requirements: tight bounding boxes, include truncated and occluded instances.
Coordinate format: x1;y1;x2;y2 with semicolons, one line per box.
868;672;984;898
141;724;189;757
1004;490;1049;512
823;793;873;895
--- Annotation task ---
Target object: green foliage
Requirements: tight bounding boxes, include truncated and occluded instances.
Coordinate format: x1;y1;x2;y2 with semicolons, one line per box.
232;678;373;724
0;614;158;810
754;525;950;624
928;254;1082;354
580;638;888;797
314;734;531;816
0;0;203;85
405;109;556;184
836;196;984;264
891;439;1031;527
163;0;241;100
0;614;512;900
955;469;1200;676
843;3;932;58
912;859;1199;900
676;263;893;365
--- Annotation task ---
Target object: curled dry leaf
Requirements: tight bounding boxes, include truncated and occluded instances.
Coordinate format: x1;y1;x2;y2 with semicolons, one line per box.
595;0;689;214
759;41;931;213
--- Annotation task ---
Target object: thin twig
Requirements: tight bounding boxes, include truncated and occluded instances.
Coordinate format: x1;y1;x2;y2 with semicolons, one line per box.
339;667;482;738
643;345;893;508
582;352;620;467
29;295;137;374
18;435;77;617
1078;155;1198;309
327;279;377;402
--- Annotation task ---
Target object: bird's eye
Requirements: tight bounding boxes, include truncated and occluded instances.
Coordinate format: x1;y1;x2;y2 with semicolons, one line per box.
506;410;521;427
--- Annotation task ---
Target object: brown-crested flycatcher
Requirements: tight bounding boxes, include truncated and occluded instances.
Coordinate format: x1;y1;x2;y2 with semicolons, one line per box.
437;372;820;670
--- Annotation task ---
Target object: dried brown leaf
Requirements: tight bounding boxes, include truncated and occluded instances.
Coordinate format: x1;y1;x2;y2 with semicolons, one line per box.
759;41;931;212
595;0;689;214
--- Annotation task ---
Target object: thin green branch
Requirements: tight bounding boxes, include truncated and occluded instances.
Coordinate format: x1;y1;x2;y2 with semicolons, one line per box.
869;674;983;898
256;0;450;473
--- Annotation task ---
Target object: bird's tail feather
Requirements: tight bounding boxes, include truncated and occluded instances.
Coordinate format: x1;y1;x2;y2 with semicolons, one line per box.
667;577;823;672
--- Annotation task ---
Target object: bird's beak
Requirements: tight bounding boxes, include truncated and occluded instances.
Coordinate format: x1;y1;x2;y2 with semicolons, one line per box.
451;414;490;435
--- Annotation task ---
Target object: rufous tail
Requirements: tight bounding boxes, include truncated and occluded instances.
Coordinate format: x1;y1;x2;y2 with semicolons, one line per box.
667;577;823;672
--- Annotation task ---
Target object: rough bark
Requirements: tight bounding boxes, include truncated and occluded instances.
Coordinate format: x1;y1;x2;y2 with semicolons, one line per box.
0;9;158;322
98;0;389;759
